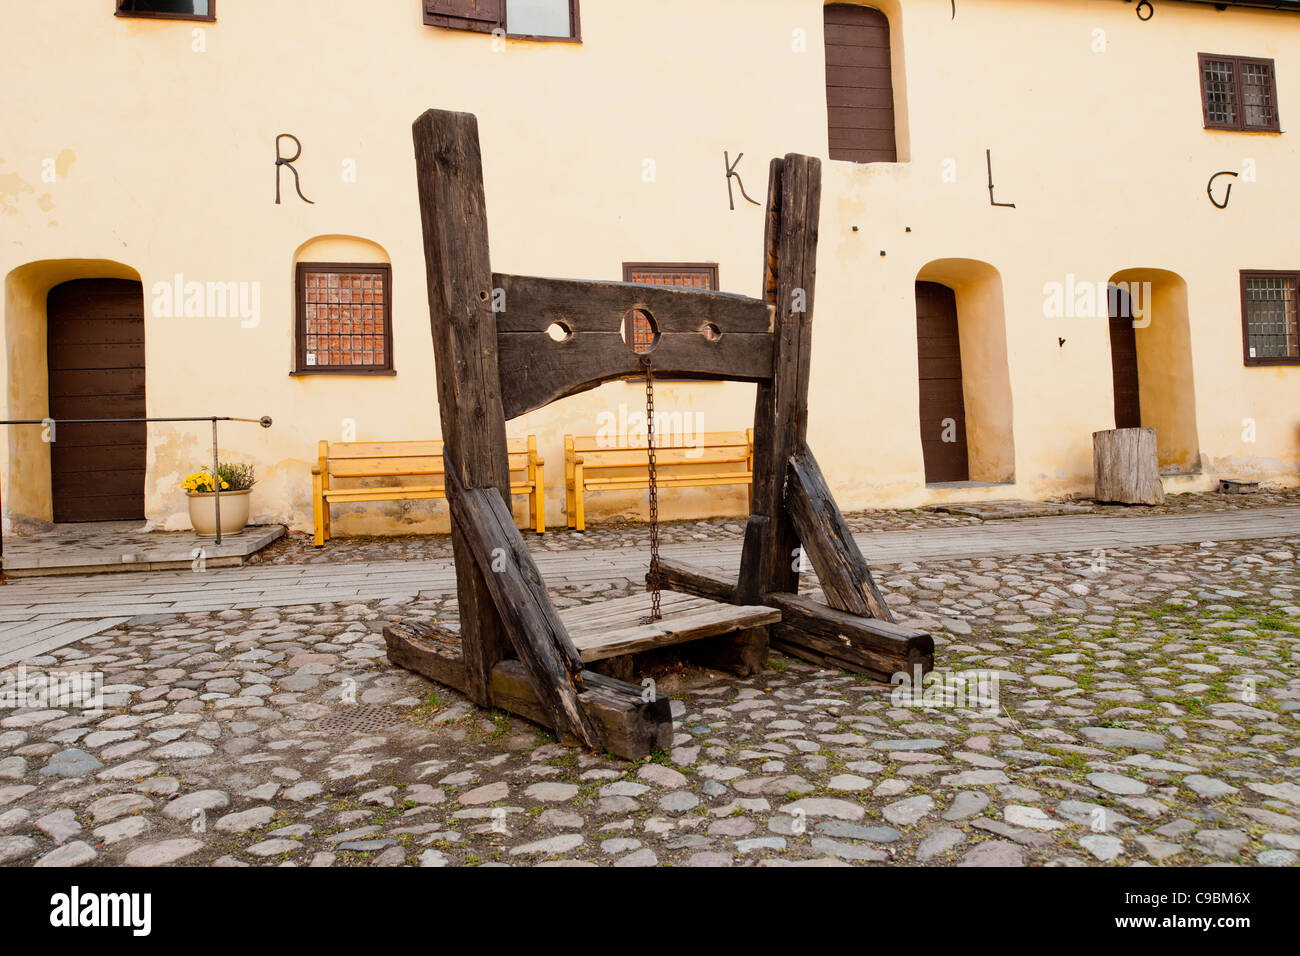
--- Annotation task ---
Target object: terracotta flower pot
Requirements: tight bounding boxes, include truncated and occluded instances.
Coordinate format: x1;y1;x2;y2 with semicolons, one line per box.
186;489;251;536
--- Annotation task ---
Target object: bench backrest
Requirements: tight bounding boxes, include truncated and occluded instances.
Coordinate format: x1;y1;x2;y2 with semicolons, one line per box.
565;430;753;471
322;438;535;479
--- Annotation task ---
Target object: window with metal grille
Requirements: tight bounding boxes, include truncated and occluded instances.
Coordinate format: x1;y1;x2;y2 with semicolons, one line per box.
1200;54;1280;132
1241;271;1299;365
422;0;580;39
295;263;394;374
621;263;718;352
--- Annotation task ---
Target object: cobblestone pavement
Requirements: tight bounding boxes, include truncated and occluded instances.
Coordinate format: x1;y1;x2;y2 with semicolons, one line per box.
248;487;1300;566
2;532;1297;867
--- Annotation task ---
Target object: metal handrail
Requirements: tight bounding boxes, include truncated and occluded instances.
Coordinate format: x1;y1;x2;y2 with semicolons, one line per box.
0;415;272;572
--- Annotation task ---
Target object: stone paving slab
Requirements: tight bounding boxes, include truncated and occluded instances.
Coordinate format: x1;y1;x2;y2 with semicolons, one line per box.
2;523;285;576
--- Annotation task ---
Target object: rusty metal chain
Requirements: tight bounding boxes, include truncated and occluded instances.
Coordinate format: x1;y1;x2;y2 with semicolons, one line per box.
641;355;662;623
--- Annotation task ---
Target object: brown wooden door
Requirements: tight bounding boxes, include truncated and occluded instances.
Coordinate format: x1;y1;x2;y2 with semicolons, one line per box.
824;3;897;163
46;278;146;521
1108;287;1142;429
916;281;969;482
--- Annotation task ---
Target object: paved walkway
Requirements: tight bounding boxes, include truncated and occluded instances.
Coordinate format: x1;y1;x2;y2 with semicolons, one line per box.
2;505;1299;666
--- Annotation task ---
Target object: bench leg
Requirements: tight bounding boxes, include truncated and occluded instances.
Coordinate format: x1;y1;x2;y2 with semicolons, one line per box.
533;463;546;534
312;474;326;546
573;463;586;532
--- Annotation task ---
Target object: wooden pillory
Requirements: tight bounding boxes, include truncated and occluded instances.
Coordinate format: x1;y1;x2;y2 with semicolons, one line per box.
384;109;935;759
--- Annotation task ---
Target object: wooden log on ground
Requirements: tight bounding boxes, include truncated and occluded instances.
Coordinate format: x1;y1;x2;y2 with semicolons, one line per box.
766;592;933;682
1093;427;1165;505
786;448;894;622
382;619;467;689
740;154;822;600
412;108;514;706
383;620;673;759
442;460;596;748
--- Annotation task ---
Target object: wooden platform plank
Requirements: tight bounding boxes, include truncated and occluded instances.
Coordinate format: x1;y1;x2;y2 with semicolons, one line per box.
560;592;779;662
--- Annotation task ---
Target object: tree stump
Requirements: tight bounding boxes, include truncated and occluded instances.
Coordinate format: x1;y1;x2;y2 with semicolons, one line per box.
1093;427;1165;505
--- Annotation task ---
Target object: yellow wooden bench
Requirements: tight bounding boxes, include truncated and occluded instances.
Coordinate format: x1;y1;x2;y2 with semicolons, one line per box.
312;437;545;545
564;429;753;532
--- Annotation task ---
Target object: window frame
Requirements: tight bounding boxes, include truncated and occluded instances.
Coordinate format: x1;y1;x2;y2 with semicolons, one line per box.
115;0;216;23
422;0;581;42
622;262;720;289
293;262;396;376
621;262;721;381
1199;53;1281;133
1240;269;1300;367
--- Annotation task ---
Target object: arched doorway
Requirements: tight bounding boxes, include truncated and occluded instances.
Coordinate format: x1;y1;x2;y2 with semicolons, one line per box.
1107;269;1200;474
914;260;1015;486
46;278;146;521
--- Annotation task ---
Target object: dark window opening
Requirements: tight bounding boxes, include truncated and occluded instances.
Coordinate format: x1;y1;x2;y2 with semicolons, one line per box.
423;0;580;40
295;263;394;375
1241;271;1299;365
1200;54;1280;132
116;0;214;22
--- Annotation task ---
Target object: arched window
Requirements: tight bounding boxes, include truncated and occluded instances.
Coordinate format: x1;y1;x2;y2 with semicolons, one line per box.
824;4;897;163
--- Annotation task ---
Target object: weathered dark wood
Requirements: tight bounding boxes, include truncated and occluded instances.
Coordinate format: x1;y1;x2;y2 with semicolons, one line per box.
786;448;894;622
563;590;778;661
679;626;770;678
1093;427;1165;505
656;559;740;603
741;154;822;599
494;274;775;419
766;592;933;682
735;513;772;605
383;619;469;689
442;460;595;747
494;274;775;334
412;108;513;707
383;620;673;759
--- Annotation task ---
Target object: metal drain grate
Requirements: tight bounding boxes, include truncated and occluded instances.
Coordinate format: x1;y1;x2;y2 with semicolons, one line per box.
317;705;404;734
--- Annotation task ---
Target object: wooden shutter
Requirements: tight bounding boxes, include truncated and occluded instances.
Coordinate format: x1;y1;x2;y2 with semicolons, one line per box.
824;4;897;164
424;0;502;33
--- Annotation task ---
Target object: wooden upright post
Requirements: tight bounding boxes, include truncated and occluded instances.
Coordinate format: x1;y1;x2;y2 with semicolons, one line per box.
738;153;822;603
412;109;513;707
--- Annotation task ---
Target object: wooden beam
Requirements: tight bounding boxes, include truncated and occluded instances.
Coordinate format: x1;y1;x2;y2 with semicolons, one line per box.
656;559;739;603
442;460;596;748
493;274;775;419
412;108;512;707
741;153;822;599
766;592;933;682
494;274;775;334
383;620;673;759
786;448;894;622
